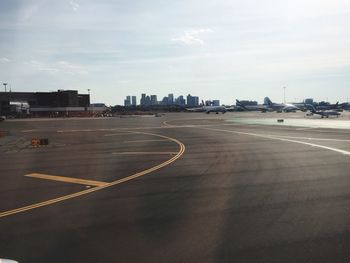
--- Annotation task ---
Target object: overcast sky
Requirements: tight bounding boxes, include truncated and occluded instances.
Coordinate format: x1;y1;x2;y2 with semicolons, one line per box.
0;0;349;105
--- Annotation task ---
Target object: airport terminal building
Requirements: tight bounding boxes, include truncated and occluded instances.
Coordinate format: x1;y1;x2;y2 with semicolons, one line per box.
0;90;90;117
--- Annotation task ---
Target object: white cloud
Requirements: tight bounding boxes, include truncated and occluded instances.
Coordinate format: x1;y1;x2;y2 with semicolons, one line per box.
0;57;10;63
19;1;44;22
172;28;213;46
28;60;88;75
69;1;80;12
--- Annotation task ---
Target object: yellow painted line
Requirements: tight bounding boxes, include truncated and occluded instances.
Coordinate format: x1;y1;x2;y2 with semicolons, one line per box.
24;173;109;187
112;151;178;155
123;139;168;143
0;132;185;218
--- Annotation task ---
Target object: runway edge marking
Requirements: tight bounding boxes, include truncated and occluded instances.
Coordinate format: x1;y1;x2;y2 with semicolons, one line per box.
201;127;350;156
0;132;185;218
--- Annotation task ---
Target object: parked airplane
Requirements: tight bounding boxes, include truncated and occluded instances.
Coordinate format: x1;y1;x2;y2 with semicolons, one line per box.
316;102;345;112
306;105;341;118
187;105;228;114
340;102;350;111
186;100;229;114
264;97;300;112
204;105;227;114
236;100;269;112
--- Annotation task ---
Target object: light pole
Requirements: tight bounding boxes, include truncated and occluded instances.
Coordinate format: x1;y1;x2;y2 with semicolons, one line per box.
87;89;93;113
3;83;7;92
283;86;286;104
87;89;91;106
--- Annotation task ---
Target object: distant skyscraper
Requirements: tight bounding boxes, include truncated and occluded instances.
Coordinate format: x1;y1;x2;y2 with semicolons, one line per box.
212;100;220;106
145;95;151;106
186;94;199;107
161;96;169;105
194;96;199;106
175;95;185;106
187;94;194;107
124;96;131;106
140;93;146;106
132;96;137;106
150;95;158;105
305;98;314;105
168;93;174;105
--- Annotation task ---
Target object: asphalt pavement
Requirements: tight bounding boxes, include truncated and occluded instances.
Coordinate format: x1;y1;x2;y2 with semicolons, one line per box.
0;112;350;262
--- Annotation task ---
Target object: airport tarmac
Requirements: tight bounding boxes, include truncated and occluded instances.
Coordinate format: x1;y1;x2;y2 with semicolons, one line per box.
1;112;350;262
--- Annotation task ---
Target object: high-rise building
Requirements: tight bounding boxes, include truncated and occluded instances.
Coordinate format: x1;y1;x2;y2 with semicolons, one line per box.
132;96;137;106
168;94;174;105
186;94;199;107
194;96;199;106
150;95;158;105
212;100;220;106
140;93;146;106
175;95;186;106
305;98;313;105
124;96;131;106
161;96;169;105
145;95;151;106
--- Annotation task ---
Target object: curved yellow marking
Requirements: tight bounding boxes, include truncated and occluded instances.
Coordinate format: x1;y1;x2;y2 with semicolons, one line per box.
0;132;185;218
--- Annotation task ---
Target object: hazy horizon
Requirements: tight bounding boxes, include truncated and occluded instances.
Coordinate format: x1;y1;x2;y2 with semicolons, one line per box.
0;0;349;105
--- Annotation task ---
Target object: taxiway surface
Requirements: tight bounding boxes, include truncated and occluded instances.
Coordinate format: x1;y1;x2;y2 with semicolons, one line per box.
1;112;350;262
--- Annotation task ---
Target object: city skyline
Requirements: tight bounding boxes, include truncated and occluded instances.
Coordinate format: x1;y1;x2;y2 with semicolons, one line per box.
125;93;201;107
0;0;349;105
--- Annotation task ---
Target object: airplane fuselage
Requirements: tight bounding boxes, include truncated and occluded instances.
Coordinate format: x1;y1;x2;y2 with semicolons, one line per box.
204;106;227;114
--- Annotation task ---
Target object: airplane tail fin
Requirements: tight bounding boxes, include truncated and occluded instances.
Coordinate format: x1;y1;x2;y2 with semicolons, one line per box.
264;97;273;105
236;99;249;111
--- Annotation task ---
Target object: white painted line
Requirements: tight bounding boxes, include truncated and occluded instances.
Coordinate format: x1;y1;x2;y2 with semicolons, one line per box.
263;135;350;142
202;127;350;155
295;127;315;131
269;137;350;155
104;133;131;137
57;129;93;133
0;259;19;263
